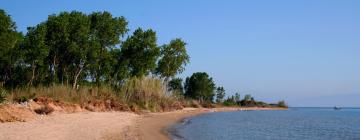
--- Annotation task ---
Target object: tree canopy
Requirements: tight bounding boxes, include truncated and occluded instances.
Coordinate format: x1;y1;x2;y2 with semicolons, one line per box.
121;28;160;77
184;72;216;102
216;86;226;103
0;9;189;90
156;39;189;80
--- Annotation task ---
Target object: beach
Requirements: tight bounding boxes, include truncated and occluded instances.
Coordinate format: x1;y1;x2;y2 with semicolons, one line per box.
0;107;285;140
124;107;285;140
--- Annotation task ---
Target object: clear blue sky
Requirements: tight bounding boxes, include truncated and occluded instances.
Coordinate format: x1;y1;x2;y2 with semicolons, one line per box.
1;0;359;107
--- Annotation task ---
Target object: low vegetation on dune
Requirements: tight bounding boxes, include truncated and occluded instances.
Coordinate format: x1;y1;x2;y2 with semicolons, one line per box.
0;9;287;122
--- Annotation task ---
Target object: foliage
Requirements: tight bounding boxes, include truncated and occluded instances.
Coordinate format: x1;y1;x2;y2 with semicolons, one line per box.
121;28;160;77
215;86;225;103
168;78;184;95
223;93;241;106
184;72;216;102
0;88;6;103
0;9;23;88
156;39;189;79
277;100;288;108
244;94;252;101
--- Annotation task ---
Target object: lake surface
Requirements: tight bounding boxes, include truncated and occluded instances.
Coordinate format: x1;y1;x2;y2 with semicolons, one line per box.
170;108;360;140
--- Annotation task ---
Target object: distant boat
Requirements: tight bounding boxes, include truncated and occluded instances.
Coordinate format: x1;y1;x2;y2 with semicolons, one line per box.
334;106;341;110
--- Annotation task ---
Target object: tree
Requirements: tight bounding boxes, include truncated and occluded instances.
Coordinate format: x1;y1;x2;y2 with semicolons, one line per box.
0;9;23;88
121;28;160;77
23;23;48;86
89;11;128;86
244;94;252;101
184;72;216;102
234;92;241;103
168;78;184;95
215;86;225;103
277;100;287;108
66;11;93;89
43;11;93;88
156;39;189;80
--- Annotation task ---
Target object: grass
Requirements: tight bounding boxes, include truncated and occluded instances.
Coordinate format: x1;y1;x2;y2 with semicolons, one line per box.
120;77;180;112
4;77;184;112
7;85;119;105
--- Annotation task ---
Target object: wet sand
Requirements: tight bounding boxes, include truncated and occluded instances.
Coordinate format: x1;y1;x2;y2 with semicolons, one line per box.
127;107;285;140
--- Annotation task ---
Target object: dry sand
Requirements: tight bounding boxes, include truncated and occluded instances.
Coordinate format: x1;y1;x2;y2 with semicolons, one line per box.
0;112;138;140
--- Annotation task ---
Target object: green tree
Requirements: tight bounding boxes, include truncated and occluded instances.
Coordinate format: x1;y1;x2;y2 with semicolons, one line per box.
234;92;241;102
277;100;287;108
184;72;216;102
0;9;23;88
168;78;184;95
156;39;189;80
244;94;252;101
215;86;226;103
121;28;160;77
89;11;128;86
66;11;92;89
23;23;48;86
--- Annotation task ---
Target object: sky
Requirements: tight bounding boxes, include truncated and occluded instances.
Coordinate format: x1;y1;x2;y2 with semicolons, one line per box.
1;0;359;107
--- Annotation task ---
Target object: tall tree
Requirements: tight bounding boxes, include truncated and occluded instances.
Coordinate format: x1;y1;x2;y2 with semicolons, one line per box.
45;12;70;84
89;11;128;86
66;11;92;89
184;72;216;102
23;23;48;86
216;86;226;103
155;39;189;80
121;28;160;77
0;9;23;88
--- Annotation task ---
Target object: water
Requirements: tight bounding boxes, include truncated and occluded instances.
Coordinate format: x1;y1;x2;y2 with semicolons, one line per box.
170;108;360;140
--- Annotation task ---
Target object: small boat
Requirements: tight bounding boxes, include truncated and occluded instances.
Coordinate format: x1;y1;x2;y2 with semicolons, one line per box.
334;106;341;110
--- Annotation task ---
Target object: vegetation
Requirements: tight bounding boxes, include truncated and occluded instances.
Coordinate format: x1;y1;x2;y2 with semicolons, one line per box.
184;72;216;103
0;9;287;113
215;87;225;103
0;88;6;103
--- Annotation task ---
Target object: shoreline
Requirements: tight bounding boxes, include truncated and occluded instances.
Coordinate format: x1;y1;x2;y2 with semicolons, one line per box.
0;106;286;140
126;107;287;140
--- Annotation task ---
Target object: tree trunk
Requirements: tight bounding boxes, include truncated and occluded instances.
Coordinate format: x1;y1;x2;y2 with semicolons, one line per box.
72;67;83;89
52;55;57;85
28;61;36;87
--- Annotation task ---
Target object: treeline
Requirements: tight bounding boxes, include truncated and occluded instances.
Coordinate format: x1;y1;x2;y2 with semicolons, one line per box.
0;9;189;89
0;9;286;109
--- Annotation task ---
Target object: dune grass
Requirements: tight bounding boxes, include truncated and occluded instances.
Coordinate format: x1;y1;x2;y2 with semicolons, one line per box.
4;77;184;112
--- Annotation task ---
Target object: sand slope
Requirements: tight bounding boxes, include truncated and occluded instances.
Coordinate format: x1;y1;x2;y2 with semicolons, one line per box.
0;112;138;140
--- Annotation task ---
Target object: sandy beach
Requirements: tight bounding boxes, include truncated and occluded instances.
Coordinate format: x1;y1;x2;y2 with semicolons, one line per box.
0;107;285;140
0;111;138;140
125;107;285;140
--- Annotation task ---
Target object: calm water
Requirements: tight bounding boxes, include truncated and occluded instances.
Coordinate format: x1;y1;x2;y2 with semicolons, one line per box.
170;108;360;140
